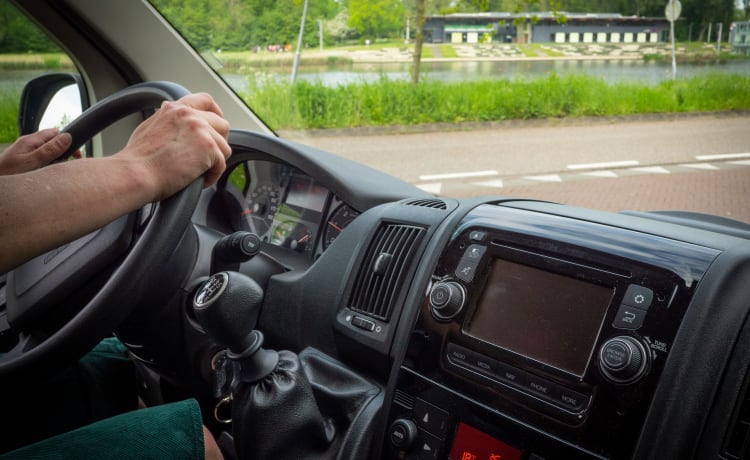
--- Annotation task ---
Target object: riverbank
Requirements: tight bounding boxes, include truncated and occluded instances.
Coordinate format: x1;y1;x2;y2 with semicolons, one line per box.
215;42;744;69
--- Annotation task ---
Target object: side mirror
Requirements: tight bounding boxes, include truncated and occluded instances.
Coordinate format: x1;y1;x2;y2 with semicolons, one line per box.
18;73;89;135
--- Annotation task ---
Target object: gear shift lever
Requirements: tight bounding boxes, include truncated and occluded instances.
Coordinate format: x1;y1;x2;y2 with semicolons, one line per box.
193;271;278;382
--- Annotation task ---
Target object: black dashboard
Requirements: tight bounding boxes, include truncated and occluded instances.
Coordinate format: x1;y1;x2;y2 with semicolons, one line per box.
179;130;750;460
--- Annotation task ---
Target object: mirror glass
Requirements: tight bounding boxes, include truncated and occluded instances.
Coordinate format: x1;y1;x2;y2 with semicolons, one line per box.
38;83;82;131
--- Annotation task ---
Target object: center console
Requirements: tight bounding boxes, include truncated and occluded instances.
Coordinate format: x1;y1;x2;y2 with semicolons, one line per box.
384;204;718;459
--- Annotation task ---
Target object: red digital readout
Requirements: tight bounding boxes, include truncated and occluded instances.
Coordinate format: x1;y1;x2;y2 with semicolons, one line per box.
448;422;523;460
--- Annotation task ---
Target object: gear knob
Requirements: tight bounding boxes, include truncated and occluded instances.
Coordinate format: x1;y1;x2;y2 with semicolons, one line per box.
193;271;264;354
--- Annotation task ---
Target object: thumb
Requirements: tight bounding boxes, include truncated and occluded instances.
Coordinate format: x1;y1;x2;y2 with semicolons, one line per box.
38;132;74;163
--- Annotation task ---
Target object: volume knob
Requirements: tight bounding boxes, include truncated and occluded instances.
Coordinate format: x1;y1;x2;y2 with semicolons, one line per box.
429;281;465;321
599;336;649;384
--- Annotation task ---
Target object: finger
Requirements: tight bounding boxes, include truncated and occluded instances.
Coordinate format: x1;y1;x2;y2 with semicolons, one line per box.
202;150;227;188
177;93;225;118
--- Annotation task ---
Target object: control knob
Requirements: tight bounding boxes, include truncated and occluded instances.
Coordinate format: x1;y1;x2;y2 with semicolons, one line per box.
389;418;418;450
429;281;466;321
599;336;649;384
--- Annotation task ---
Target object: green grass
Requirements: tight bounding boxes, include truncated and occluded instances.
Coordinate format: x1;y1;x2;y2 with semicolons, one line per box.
420;45;433;59
240;73;750;130
518;45;538;57
0;53;74;70
2;73;749;141
0;90;20;143
438;45;459;58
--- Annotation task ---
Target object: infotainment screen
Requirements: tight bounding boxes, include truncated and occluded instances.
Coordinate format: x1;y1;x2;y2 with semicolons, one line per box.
466;259;614;377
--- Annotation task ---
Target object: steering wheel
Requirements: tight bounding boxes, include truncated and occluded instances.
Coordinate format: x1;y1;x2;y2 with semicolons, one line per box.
1;81;203;382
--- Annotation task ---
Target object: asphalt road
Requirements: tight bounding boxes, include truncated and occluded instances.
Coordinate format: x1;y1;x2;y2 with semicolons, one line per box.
288;112;750;223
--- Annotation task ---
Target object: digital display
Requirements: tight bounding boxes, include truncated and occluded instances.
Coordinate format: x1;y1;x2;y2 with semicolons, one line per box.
448;422;522;460
285;174;327;212
466;259;614;377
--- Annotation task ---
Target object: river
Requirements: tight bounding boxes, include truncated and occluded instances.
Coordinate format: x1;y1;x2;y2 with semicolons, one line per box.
4;58;750;94
220;58;750;90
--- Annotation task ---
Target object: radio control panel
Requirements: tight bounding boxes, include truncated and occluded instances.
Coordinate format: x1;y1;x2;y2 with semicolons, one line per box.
386;204;718;460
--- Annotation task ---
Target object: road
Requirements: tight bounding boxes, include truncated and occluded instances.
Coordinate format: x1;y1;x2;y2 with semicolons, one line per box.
287;113;750;223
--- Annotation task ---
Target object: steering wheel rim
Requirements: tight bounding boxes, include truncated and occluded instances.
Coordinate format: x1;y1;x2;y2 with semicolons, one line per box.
0;81;202;381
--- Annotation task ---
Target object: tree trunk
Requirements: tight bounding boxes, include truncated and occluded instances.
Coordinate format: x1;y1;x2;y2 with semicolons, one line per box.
411;0;425;85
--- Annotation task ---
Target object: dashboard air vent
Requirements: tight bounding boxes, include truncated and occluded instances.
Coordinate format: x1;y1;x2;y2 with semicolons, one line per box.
723;373;750;459
404;198;448;210
349;223;425;321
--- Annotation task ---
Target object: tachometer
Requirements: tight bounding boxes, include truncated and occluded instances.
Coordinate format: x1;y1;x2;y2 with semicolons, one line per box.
323;204;359;249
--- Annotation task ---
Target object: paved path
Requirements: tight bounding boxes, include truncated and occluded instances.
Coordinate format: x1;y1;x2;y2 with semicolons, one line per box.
287;113;750;223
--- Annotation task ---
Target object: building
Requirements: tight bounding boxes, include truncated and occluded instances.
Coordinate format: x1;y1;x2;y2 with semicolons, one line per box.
730;21;750;56
424;12;669;44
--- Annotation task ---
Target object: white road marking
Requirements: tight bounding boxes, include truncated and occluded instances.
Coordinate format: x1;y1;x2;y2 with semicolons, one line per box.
416;183;443;194
695;153;750;161
581;170;618;178
525;174;562;182
630;166;670;174
418;170;498;181
567;160;639;170
680;163;719;170
473;180;504;188
730;160;750;166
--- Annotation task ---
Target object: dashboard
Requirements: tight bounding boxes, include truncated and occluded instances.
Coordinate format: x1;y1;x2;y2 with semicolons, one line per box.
214;156;359;260
142;130;750;460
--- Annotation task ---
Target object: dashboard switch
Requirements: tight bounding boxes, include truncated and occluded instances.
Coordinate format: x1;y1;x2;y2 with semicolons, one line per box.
429;281;466;321
599;336;649;384
389;418;418;450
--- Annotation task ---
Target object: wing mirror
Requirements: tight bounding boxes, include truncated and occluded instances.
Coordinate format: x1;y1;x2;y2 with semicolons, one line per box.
18;73;90;154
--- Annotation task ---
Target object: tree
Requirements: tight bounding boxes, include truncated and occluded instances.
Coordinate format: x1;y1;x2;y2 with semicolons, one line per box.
348;0;406;40
411;0;426;84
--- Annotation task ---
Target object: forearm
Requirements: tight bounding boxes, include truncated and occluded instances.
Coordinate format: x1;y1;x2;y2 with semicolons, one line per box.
0;156;154;272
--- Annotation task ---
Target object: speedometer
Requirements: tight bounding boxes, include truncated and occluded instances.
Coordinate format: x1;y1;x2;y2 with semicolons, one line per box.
323;204;359;249
243;183;280;237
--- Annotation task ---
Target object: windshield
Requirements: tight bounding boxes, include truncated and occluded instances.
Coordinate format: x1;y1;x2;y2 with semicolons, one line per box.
12;1;750;222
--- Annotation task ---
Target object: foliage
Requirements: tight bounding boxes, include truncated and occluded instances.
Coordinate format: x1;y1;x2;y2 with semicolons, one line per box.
347;0;406;40
238;73;750;130
150;0;342;51
0;3;61;53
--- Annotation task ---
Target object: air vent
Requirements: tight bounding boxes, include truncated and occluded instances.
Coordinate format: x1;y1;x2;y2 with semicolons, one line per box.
349;223;425;321
723;373;750;459
404;198;448;210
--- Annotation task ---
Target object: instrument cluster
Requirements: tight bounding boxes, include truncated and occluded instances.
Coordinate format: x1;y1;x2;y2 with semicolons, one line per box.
219;160;359;258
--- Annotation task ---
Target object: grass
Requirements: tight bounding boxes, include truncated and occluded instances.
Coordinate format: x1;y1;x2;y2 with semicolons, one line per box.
0;90;19;142
439;45;459;58
518;45;538;57
0;53;74;70
239;73;750;130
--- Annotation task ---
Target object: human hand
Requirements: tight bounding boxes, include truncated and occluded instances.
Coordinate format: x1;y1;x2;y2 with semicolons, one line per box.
0;128;76;175
117;93;231;202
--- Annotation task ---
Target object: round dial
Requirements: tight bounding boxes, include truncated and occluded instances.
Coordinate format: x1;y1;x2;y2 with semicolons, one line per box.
323;204;359;249
243;183;280;236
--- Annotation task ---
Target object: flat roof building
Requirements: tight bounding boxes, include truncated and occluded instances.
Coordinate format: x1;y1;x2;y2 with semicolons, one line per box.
425;12;669;44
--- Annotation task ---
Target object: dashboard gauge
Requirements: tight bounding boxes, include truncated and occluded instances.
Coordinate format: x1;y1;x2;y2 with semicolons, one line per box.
243;183;280;236
323;204;359;249
272;221;313;254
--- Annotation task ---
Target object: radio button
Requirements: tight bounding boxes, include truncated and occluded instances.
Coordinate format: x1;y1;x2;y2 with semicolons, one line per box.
469;230;487;242
526;376;554;399
470;353;496;375
454;259;478;283
446;343;473;366
599;336;649;384
622;284;654;310
414;398;451;439
430;282;466;320
494;362;528;388
612;304;647;330
462;244;487;262
549;385;590;412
